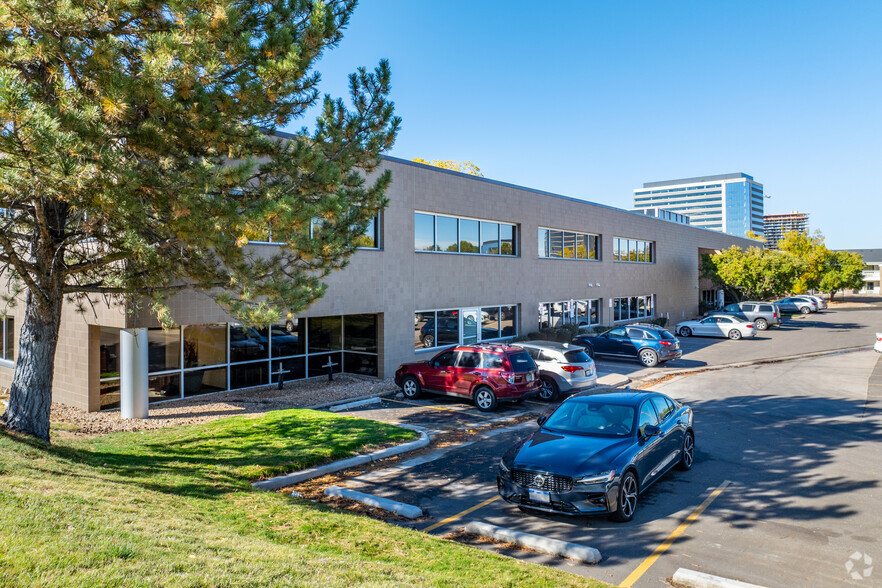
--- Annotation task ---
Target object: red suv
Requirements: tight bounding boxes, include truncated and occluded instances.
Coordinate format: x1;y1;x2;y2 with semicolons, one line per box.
394;344;540;411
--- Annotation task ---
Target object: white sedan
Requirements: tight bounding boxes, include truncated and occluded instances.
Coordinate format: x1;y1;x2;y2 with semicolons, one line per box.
676;315;757;340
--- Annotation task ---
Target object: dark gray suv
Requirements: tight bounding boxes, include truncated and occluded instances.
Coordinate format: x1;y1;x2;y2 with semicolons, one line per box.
710;301;781;331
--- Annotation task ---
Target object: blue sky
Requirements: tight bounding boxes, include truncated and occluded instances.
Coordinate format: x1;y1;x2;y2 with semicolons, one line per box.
286;1;881;249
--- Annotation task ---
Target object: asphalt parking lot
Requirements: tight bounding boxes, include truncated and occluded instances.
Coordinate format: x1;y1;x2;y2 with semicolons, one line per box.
322;302;882;587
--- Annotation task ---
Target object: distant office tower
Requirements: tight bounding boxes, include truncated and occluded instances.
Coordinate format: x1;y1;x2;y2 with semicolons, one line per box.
763;211;809;249
633;173;764;238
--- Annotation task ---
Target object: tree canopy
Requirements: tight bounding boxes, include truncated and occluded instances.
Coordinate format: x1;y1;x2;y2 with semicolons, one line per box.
702;232;865;303
0;0;400;440
412;158;483;176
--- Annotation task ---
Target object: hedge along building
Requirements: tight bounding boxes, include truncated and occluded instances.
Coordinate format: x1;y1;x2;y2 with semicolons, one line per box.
0;156;753;412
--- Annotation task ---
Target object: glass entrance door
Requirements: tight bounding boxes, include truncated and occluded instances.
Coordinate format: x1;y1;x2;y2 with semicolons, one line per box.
462;309;479;345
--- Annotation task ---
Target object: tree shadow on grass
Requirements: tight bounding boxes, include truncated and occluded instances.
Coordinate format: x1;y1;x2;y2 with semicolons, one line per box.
7;410;416;500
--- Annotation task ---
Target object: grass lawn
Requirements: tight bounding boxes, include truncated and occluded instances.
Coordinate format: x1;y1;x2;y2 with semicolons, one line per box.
0;409;605;587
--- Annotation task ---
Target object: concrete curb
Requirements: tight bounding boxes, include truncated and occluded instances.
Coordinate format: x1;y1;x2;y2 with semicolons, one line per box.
463;521;601;564
324;485;423;519
596;373;631;387
672;568;767;588
328;397;383;412
640;345;873;383
252;431;430;491
304;391;394;411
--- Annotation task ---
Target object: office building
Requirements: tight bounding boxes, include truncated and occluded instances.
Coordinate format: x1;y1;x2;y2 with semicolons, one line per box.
763;212;809;249
0;157;753;412
633;173;764;238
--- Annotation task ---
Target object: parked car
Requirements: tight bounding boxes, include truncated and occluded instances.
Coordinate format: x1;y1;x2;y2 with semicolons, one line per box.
676;315;757;340
394;344;540;411
875;333;882;354
709;301;781;331
801;295;828;310
418;315;478;348
497;389;694;522
513;341;597;401
572;324;681;367
775;296;818;314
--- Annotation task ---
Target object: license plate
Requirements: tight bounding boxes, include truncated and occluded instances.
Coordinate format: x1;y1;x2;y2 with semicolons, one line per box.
528;489;551;504
526;373;534;382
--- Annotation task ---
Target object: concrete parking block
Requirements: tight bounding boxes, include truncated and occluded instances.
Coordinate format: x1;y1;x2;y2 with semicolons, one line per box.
252;432;430;491
464;521;601;564
324;486;423;519
328;397;383;412
596;373;630;387
672;568;768;588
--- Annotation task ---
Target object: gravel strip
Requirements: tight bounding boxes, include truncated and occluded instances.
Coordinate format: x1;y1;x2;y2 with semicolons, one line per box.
50;374;398;436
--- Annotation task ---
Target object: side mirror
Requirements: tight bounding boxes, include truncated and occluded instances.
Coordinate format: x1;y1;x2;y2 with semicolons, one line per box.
537;415;548;426
642;424;661;439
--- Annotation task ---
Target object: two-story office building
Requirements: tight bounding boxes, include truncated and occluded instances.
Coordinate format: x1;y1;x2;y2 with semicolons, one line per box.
0;157;754;412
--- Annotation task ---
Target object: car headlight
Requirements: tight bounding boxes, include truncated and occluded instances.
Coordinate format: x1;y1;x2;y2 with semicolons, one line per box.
498;459;510;473
574;470;615;485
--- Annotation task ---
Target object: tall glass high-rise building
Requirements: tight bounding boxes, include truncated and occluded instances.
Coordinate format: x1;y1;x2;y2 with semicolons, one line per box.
633;173;764;238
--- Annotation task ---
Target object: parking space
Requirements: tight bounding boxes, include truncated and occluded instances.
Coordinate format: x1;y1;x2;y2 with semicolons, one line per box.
311;302;882;586
329;349;882;587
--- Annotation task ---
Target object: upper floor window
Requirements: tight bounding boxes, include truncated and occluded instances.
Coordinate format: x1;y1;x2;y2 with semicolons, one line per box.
415;212;516;256
1;316;13;363
613;237;654;263
538;228;600;260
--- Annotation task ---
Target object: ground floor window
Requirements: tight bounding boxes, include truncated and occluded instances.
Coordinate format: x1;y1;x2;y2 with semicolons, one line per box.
0;316;14;363
414;305;517;350
538;299;600;329
98;314;379;409
613;295;654;322
700;289;716;306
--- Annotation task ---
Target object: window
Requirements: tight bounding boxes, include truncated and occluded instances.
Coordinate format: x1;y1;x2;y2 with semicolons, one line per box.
415;212;517;256
457;352;481;368
613;295;655;322
538;228;600;261
651;396;675;422
355;215;380;248
415;306;518;350
0;316;13;363
613;237;654;263
538;299;600;330
637;401;659;437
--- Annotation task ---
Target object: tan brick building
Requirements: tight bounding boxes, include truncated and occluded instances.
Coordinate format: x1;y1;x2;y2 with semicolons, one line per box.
0;157;753;412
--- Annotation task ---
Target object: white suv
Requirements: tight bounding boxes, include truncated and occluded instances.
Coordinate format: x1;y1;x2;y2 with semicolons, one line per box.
514;341;597;401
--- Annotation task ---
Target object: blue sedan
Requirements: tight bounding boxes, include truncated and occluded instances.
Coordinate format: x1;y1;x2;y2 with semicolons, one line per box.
497;389;694;522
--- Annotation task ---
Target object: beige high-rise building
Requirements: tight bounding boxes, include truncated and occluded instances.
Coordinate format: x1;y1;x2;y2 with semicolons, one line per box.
763;211;810;249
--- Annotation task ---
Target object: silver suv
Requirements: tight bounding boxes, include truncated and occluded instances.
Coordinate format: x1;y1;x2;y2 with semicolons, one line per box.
712;301;781;330
514;341;597;401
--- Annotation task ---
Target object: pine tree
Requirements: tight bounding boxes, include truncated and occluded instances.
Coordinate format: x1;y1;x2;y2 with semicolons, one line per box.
0;0;400;441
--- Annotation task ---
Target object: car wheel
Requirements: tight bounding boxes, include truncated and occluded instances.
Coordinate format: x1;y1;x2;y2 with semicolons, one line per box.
728;329;742;340
800;306;811;314
538;376;559;401
473;386;498;412
421;334;435;348
584;345;595;359
639;349;658;367
676;431;695;471
754;318;768;330
401;375;422;399
610;471;638;522
679;327;692;337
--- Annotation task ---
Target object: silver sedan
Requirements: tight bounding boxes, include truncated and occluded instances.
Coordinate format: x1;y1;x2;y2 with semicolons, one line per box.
676;315;757;340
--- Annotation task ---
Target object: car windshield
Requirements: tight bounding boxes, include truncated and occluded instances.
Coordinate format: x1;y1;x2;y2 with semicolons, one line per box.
508;351;535;372
542;400;635;437
563;349;591;362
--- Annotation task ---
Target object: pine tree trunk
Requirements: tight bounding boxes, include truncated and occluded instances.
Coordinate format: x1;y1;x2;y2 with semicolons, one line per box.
2;288;64;442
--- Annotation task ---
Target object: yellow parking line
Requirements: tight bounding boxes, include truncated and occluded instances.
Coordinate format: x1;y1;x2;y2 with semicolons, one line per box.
422;495;501;533
384;398;458;412
619;480;731;588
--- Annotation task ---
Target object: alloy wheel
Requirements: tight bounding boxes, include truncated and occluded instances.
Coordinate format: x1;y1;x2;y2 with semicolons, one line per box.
683;434;694;468
728;329;742;340
620;474;638;519
538;379;554;401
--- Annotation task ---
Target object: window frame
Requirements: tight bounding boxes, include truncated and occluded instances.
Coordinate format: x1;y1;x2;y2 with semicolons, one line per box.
613;237;655;264
0;316;14;366
538;227;601;261
415;211;518;257
414;305;519;352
